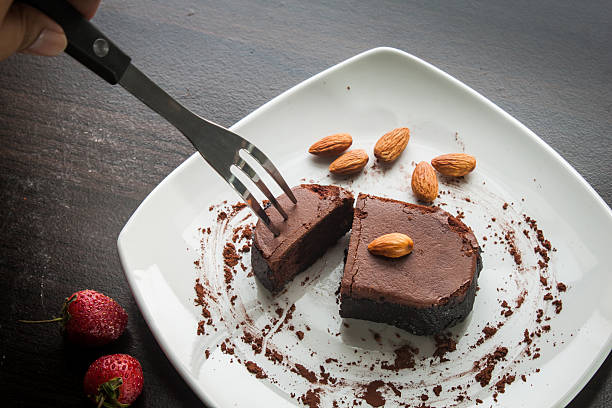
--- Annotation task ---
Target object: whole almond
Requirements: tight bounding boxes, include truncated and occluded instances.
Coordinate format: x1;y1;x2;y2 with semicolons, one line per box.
411;161;438;202
431;153;476;177
374;127;410;162
368;233;414;258
309;133;352;156
329;149;369;175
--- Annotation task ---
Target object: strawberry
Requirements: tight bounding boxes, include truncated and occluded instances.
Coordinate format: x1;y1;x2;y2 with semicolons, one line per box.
20;289;128;346
84;354;144;407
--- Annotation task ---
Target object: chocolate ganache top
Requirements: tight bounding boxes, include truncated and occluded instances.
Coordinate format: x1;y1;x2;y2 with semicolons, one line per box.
341;193;481;307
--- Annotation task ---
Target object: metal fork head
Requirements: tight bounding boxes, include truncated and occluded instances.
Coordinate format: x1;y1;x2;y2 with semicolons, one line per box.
190;123;296;236
227;144;296;235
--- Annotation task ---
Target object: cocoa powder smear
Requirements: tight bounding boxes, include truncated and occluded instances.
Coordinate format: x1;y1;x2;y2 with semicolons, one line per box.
191;196;569;406
361;380;386;407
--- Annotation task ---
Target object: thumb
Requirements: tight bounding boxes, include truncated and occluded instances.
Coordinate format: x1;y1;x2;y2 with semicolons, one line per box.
0;3;67;61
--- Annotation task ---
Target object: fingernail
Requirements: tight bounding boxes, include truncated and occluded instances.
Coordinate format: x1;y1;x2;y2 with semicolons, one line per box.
23;28;67;56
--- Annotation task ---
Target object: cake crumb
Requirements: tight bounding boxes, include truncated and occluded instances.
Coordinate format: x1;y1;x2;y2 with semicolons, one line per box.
433;334;457;362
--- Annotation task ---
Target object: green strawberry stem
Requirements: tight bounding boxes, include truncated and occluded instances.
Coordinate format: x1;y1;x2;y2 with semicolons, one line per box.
17;294;76;326
94;377;129;408
18;317;64;323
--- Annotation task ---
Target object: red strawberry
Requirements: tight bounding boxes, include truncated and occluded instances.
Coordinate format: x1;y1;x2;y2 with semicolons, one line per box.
84;354;144;407
20;289;128;346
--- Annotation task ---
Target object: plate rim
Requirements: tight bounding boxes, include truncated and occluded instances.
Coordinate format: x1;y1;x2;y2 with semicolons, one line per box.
117;46;612;407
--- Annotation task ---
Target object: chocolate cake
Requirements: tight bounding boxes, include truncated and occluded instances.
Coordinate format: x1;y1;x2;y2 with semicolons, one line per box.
252;184;354;293
340;193;482;335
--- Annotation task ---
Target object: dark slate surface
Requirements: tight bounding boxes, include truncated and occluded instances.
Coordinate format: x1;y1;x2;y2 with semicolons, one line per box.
1;0;610;406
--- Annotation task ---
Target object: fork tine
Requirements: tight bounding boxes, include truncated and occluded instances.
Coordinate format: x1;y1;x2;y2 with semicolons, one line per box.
227;175;280;236
235;159;289;220
243;144;297;204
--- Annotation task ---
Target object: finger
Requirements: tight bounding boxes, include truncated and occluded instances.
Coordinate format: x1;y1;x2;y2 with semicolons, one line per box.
0;3;66;60
1;0;101;21
68;0;101;20
1;0;13;20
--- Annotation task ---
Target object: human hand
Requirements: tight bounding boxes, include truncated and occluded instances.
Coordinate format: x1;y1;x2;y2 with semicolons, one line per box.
0;0;101;61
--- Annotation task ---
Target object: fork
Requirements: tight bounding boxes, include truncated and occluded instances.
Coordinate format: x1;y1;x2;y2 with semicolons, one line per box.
21;0;297;235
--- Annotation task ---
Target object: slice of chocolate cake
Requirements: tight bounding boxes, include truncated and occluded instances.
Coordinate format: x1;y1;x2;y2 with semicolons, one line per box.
252;184;354;293
340;193;482;335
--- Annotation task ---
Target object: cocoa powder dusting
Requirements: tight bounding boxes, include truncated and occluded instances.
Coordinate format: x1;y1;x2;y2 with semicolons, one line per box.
474;346;508;387
220;340;235;355
381;344;418;370
516;291;527;308
300;388;322;408
241;330;253;344
194;280;212;320
475;364;495;387
362;380;386;407
223;243;240;267
241;225;253;240
191;200;566;405
387;382;401;397
495;374;515;393
522;329;532;345
536;308;544;323
504;230;522;265
294;363;318;383
265;348;284;364
552;299;563;314
318;365;332;385
224;267;233;285
245;361;267;379
230;202;247;216
252;336;263;354
483;326;497;339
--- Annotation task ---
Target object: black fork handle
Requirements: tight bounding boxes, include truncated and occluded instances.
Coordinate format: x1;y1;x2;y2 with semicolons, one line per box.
20;0;131;84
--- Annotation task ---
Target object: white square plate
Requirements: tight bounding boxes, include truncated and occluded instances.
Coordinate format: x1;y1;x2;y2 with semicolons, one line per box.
118;48;612;407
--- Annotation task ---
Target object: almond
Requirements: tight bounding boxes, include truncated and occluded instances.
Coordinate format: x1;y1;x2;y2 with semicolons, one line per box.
431;153;476;177
373;127;410;162
309;133;352;156
368;233;414;258
329;149;369;175
411;161;438;202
